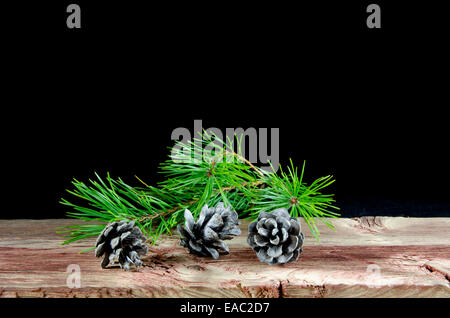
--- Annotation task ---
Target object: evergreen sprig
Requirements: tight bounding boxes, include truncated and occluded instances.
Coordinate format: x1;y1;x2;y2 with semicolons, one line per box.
60;131;339;249
247;160;339;240
58;173;175;249
158;133;263;217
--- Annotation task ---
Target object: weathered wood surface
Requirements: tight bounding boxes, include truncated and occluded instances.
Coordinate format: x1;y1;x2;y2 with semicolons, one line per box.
0;218;449;298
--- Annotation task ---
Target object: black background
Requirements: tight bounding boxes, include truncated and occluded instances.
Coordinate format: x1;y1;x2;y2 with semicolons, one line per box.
3;1;450;219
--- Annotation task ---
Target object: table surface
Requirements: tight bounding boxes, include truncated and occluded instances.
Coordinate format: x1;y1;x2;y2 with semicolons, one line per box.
0;217;449;298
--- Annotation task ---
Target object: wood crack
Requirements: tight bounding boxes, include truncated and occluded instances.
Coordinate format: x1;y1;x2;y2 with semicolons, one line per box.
422;264;450;285
278;281;283;298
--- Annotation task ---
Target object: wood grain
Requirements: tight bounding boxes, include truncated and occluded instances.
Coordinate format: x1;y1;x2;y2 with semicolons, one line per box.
0;218;449;298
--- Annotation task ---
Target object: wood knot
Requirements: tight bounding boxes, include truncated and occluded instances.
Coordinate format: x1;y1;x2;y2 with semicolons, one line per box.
313;285;327;298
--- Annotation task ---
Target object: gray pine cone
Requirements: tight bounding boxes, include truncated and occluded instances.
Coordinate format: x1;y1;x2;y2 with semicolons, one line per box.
95;221;148;271
247;208;304;265
177;203;241;259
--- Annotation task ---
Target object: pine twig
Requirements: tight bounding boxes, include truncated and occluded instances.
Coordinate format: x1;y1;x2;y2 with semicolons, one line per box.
60;132;339;248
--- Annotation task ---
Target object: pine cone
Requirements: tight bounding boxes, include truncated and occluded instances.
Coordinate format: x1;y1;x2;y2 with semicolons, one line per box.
95;221;148;271
247;208;304;265
177;203;241;259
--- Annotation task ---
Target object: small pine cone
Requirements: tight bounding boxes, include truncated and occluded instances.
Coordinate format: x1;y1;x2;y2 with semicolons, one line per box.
95;221;148;271
177;203;241;259
247;208;304;265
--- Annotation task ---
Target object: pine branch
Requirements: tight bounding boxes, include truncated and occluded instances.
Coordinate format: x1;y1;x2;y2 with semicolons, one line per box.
59;131;340;249
247;160;340;240
157;132;262;217
59;173;176;245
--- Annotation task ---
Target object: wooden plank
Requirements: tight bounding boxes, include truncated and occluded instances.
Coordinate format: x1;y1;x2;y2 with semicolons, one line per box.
0;218;449;298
